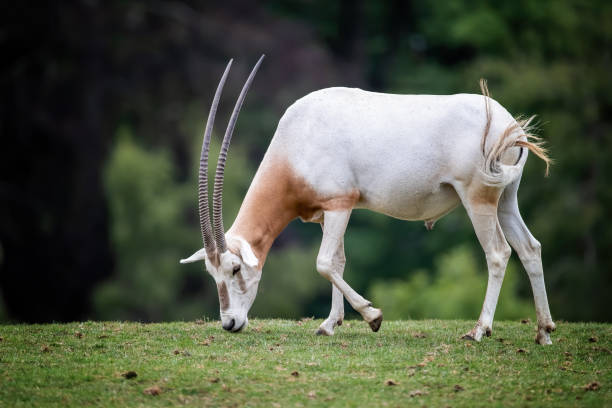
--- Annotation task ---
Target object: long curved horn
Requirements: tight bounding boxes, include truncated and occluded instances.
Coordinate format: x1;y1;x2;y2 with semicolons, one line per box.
213;55;264;252
199;59;233;258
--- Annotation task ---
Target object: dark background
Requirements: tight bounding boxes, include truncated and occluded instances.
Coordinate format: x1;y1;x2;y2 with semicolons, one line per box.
1;0;610;323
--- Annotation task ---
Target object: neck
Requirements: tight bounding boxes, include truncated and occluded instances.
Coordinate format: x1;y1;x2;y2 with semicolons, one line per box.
227;154;299;269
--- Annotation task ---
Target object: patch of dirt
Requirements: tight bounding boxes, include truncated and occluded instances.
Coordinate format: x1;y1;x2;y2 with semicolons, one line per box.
589;336;598;343
454;384;464;392
583;382;600;391
385;379;398;386
409;389;426;397
143;386;162;396
521;318;531;324
291;371;299;377
591;346;611;354
200;335;215;346
121;371;137;379
41;345;50;353
417;353;435;367
74;331;83;339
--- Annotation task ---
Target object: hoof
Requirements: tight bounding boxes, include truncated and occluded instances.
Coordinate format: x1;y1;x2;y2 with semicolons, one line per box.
535;334;552;345
368;314;383;332
535;322;555;345
462;323;488;342
315;327;332;336
461;328;483;342
316;317;341;336
535;331;553;345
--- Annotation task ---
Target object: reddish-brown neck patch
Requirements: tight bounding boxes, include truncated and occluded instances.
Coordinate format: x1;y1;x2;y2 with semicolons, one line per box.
228;154;359;270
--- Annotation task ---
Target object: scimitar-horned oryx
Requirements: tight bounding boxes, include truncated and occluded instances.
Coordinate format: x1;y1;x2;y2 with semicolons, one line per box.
181;55;556;345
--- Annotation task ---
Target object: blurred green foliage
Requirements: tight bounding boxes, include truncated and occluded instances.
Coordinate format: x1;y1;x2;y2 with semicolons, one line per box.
95;127;200;321
92;0;611;323
251;243;327;318
370;246;532;320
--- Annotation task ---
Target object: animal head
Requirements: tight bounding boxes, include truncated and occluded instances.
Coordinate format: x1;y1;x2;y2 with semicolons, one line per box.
180;56;264;332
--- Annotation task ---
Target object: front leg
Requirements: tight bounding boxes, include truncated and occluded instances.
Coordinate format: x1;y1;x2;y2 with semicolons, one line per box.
317;282;345;336
316;241;345;335
316;210;383;332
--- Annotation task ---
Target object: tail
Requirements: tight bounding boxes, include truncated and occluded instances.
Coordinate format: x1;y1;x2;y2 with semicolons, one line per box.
479;79;551;187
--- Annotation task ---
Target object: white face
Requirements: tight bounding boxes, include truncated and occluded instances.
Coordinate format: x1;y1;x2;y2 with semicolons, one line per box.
181;235;261;332
205;249;261;332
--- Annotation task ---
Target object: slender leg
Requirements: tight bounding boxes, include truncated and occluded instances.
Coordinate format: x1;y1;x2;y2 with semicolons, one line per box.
498;181;555;345
316;238;346;336
459;185;512;341
316;210;383;331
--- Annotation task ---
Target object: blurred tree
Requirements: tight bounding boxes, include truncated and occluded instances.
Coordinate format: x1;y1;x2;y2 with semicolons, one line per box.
94;127;201;320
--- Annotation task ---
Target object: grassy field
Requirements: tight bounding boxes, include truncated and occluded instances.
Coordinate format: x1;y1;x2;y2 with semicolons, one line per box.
0;319;610;407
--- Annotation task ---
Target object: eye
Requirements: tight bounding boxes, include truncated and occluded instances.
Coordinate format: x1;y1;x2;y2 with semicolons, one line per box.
232;265;241;276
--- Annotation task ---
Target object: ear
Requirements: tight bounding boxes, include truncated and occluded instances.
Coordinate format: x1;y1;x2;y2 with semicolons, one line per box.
180;248;208;264
235;237;259;268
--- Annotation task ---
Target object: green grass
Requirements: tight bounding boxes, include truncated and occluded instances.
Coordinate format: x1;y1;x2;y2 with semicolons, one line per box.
0;320;610;407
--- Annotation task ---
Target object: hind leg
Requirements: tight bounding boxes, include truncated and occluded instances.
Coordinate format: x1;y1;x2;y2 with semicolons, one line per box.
498;180;555;344
457;184;511;341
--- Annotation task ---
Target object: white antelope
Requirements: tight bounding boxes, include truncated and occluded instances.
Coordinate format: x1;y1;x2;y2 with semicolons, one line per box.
181;55;556;345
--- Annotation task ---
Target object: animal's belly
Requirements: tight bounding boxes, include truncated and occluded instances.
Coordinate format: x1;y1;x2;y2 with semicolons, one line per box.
358;182;460;221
